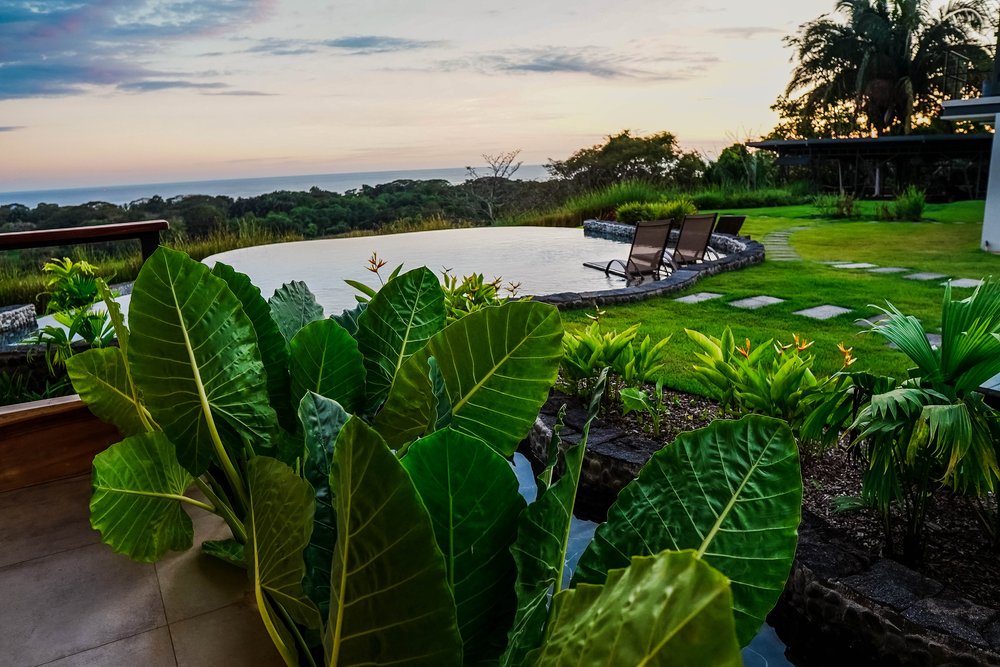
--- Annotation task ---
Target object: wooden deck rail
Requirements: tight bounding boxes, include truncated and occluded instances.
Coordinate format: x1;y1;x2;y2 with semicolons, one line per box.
0;219;169;260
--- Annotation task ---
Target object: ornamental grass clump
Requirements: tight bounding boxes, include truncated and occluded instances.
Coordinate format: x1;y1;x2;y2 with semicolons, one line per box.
70;247;802;665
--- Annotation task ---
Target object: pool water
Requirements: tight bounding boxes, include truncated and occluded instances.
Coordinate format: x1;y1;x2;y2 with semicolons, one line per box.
511;453;795;666
204;226;634;315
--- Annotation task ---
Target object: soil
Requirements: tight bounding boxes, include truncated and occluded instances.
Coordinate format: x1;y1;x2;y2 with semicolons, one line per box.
588;385;1000;609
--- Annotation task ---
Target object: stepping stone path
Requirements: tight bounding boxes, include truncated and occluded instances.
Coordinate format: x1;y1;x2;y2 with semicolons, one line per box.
868;267;909;274
947;278;983;288
761;226;808;262
674;292;723;304
833;262;878;269
729;296;785;310
904;272;947;281
794;305;852;320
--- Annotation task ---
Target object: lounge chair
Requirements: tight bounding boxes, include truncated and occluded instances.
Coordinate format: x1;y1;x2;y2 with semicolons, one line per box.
705;214;747;259
583;219;674;283
714;215;746;236
665;213;717;267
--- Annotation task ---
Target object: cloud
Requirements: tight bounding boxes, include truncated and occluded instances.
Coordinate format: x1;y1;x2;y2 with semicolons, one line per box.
440;46;718;81
0;1;272;100
324;35;444;55
0;126;24;132
117;80;229;92
708;26;784;39
238;35;444;58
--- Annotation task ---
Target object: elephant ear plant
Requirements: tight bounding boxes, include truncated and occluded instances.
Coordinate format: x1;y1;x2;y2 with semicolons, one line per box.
70;247;803;666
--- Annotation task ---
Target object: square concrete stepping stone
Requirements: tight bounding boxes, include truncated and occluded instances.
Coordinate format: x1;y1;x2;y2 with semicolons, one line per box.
868;266;908;274
729;296;785;310
947;278;983;288
674;292;723;304
833;262;878;269
794;305;852;320
855;313;890;327
904;272;947;281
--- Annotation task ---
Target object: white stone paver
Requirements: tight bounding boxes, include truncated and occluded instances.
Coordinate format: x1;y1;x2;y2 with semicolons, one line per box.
794;305;852;320
904;272;947;281
832;262;878;269
868;267;909;274
947;278;983;289
729;296;785;310
674;292;724;304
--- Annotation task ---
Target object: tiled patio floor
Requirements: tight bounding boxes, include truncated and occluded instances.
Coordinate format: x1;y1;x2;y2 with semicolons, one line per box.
0;476;282;666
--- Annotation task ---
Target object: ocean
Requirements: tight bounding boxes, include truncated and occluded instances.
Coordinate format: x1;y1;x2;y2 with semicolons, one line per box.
0;164;551;208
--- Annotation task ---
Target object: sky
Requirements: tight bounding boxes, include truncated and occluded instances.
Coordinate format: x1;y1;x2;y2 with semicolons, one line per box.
0;0;843;190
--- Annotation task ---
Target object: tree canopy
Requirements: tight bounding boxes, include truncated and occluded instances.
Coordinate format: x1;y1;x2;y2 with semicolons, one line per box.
772;0;995;138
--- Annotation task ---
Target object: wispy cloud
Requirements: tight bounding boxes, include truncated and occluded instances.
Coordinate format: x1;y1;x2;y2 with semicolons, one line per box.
237;35;444;58
118;80;229;93
709;26;784;39
0;1;272;100
0;126;24;132
440;46;718;81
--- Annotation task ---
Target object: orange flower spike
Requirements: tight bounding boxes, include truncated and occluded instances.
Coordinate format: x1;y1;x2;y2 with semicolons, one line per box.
737;338;752;358
837;342;856;367
793;333;814;352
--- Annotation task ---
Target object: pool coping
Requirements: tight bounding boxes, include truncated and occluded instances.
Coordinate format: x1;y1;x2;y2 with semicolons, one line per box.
533;220;766;310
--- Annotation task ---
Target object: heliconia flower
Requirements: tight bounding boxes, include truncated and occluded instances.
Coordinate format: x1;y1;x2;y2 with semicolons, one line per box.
366;252;387;274
837;342;857;367
792;333;814;351
737;338;752;358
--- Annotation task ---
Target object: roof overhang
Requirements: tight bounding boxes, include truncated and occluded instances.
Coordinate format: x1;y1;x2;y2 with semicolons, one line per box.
941;97;1000;122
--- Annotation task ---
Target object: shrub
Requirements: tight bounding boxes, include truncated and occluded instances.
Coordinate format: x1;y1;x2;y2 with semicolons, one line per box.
689;187;802;210
70;247;802;663
514;181;664;227
813;193;858;218
615;197;696;224
893;185;926;221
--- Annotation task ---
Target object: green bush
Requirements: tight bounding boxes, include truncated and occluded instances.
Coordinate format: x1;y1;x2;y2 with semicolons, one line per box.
893;185;926;221
69;247;802;663
615;197;697;224
513;181;664;227
690;187;802;210
813;193;858;218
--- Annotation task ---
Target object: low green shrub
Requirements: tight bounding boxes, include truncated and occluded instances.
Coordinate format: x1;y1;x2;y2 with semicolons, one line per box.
893;185;926;221
690;187;802;210
68;247;802;663
813;193;858;218
615;197;696;224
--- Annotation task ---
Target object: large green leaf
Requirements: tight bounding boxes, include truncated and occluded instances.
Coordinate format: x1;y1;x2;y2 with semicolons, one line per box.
270;280;325;342
298;392;350;620
325;417;461;667
375;301;563;456
289;319;366;414
245;456;321;665
574;415;801;647
501;370;606;667
529;550;741;667
67;347;147;437
128;247;277;475
212;262;294;430
402;428;525;662
90;432;195;562
356;267;445;409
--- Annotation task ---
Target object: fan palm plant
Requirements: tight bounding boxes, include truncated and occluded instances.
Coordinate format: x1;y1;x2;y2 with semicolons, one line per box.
777;0;993;136
851;278;1000;561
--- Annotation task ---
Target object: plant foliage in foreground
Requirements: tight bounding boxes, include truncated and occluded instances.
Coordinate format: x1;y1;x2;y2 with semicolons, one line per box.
72;246;801;665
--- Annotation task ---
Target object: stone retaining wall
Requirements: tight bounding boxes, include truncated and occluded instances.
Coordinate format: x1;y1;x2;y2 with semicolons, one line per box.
0;304;36;334
534;220;765;310
520;401;1000;666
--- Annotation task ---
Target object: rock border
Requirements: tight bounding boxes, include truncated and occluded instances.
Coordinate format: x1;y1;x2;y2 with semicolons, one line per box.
519;401;1000;667
532;220;765;310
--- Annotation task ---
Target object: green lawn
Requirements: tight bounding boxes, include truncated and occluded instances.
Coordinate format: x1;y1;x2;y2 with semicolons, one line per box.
562;200;998;397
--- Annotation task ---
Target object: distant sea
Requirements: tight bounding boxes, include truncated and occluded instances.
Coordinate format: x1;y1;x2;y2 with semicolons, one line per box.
0;165;551;208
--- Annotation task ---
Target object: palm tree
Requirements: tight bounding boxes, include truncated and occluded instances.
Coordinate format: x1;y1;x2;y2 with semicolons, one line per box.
776;0;994;136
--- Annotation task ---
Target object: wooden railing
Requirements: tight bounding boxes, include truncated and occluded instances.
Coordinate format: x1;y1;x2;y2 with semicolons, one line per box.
0;219;169;260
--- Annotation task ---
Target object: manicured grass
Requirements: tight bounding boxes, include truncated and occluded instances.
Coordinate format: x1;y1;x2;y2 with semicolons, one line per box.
562;200;997;398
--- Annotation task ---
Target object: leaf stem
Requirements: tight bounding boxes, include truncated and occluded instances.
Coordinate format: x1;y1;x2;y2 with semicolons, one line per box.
195;476;247;543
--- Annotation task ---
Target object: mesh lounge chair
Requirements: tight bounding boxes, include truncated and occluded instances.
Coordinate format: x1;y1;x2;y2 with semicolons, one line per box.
714;215;746;236
665;213;717;268
705;214;746;259
583;219;673;283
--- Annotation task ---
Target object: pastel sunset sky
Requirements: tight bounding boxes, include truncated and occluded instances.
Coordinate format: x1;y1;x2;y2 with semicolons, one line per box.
3;0;845;190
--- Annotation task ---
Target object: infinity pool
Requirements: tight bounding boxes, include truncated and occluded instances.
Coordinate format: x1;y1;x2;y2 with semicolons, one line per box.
204;226;632;315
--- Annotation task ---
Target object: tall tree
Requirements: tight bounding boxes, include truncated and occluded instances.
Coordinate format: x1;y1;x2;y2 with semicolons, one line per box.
546;130;686;189
772;0;994;138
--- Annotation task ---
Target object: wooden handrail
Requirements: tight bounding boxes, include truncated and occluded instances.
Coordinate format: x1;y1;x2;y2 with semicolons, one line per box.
0;219;169;260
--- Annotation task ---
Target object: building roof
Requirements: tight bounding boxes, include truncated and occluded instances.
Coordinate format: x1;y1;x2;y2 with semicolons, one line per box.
748;133;992;162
